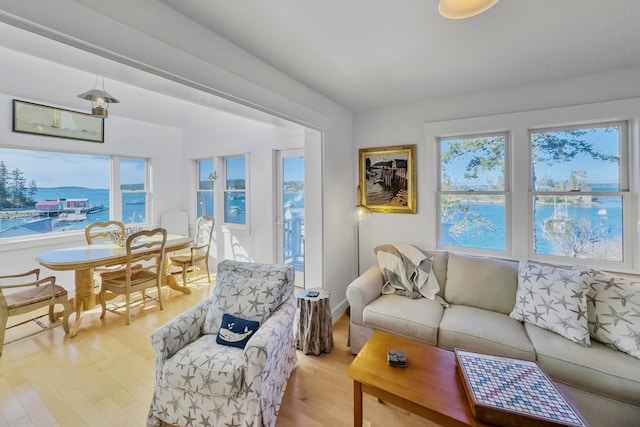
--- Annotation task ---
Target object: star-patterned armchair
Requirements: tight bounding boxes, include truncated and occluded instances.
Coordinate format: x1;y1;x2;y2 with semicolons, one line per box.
147;260;297;427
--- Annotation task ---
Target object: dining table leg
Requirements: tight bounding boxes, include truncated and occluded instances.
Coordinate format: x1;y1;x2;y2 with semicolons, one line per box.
165;274;191;294
69;268;95;338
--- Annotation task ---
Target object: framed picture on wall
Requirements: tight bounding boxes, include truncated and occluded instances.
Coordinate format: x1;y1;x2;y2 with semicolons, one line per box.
13;99;104;143
358;144;416;213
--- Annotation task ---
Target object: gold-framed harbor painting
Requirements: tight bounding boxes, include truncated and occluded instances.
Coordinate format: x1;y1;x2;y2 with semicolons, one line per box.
13;99;104;143
358;144;416;213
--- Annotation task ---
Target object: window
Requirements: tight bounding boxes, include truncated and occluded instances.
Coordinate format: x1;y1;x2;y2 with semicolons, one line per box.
223;156;247;225
197;159;215;217
530;122;627;262
0;148;149;239
437;133;509;252
120;157;148;225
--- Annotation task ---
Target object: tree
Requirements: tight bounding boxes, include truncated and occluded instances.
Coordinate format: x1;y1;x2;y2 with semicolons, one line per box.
441;129;619;255
9;168;27;206
0;161;7;209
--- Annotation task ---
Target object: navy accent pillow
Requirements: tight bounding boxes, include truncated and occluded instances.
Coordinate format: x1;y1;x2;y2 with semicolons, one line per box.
216;313;260;349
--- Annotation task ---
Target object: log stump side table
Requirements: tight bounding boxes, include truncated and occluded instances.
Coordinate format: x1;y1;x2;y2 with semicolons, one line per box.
294;287;333;355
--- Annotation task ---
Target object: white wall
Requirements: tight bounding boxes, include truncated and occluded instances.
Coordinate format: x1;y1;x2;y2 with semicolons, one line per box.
0;2;355;319
0;93;184;284
181;108;306;267
354;67;640;272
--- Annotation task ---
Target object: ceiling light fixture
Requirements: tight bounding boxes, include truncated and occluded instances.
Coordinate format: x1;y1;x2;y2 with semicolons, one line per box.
77;76;120;118
438;0;500;19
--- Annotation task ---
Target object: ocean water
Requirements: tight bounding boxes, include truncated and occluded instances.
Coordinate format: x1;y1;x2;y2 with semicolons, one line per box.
0;187;305;236
442;194;623;256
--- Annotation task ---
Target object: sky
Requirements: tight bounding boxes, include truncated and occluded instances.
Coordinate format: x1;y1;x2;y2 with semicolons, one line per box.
1;148;305;189
442;126;620;188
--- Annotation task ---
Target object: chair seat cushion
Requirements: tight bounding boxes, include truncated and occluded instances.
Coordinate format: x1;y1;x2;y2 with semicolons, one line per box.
6;284;67;309
170;254;206;265
102;270;157;287
162;334;245;397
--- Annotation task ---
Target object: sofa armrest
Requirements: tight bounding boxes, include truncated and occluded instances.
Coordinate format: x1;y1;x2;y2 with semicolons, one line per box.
346;265;384;326
243;297;297;395
149;298;210;365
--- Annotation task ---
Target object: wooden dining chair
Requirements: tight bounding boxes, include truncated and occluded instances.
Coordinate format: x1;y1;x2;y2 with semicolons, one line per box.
0;268;71;355
85;221;127;285
169;216;215;285
98;228;167;325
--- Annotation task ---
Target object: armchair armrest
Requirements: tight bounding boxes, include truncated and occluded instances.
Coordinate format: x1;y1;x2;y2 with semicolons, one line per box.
346;265;384;326
150;298;210;363
242;297;297;395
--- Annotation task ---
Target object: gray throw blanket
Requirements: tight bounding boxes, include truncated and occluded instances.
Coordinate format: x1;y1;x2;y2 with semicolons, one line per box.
374;244;448;306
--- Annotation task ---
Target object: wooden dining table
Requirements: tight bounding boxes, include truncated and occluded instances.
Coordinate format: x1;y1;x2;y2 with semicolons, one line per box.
36;233;193;337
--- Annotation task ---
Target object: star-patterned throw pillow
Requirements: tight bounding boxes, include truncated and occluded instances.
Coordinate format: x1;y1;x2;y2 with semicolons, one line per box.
216;313;260;349
202;271;282;335
587;270;640;359
510;261;592;346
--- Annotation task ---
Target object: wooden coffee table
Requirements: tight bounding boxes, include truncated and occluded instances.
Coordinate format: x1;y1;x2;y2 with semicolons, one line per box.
347;331;490;426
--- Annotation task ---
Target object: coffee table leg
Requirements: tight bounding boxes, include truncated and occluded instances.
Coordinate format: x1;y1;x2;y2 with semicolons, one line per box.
354;381;363;426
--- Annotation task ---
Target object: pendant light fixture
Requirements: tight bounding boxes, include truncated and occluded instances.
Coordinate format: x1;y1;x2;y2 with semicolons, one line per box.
438;0;500;19
78;76;120;118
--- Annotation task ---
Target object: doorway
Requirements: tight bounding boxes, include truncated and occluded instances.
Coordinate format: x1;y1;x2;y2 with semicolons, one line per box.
276;149;305;287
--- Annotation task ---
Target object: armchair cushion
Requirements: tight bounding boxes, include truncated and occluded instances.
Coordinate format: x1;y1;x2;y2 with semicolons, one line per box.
202;272;281;335
216;313;259;348
162;334;245;397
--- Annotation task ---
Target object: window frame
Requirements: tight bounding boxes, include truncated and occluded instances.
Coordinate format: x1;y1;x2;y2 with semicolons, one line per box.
527;120;630;265
0;148;150;243
117;156;149;225
222;154;249;227
196;158;215;218
436;131;511;255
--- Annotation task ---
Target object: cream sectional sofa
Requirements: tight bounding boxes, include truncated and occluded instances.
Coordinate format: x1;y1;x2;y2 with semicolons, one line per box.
346;250;640;427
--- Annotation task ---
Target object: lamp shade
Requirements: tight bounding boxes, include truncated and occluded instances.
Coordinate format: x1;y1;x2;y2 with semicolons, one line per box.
438;0;500;19
78;76;120;118
352;204;372;226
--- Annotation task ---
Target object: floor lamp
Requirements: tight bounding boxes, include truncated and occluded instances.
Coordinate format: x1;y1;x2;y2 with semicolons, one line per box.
352;185;372;276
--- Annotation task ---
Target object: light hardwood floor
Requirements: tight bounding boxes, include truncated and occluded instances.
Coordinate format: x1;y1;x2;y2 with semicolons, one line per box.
0;277;436;427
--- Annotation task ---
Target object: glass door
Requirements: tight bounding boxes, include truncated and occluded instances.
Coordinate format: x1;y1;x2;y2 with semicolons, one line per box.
276;149;305;287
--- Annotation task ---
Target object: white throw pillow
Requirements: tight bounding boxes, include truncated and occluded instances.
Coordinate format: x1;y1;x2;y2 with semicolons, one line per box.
202;271;282;335
587;270;640;359
510;261;591;346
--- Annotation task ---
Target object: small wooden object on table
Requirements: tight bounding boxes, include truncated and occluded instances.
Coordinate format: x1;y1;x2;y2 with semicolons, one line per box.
454;349;589;427
294;287;333;355
347;330;489;426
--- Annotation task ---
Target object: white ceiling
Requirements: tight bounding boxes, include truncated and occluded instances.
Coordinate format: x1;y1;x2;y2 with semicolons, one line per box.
157;0;640;112
1;1;639;122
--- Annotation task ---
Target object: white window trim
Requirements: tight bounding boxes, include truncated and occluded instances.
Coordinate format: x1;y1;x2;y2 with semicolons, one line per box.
527;121;630;268
423;98;640;272
436;131;511;256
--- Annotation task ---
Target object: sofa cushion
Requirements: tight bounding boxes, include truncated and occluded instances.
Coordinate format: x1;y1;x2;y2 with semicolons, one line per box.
444;253;519;314
510;261;591;346
202;271;281;335
162;334;245;397
438;305;536;360
363;294;444;345
525;323;640;406
587;270;640;359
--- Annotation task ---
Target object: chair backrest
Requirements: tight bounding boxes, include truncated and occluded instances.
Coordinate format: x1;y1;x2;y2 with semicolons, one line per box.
124;228;167;280
160;210;189;235
194;216;215;256
0;268;40;286
86;221;125;244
